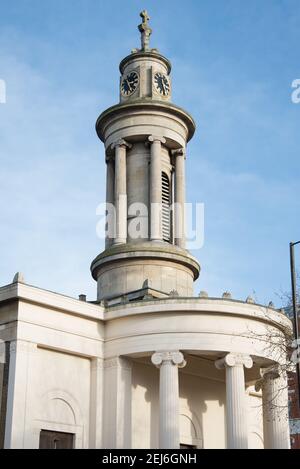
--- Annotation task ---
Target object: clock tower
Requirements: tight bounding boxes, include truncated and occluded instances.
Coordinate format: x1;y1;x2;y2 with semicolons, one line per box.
91;11;200;302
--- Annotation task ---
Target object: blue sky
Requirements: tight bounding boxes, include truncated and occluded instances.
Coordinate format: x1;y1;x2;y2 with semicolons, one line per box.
0;0;299;305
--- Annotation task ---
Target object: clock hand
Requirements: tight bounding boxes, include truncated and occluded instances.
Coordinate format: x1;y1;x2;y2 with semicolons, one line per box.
125;78;133;92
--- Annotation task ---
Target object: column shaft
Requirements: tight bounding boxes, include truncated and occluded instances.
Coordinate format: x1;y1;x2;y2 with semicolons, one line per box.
105;158;115;248
159;361;180;448
226;364;248;448
114;142;128;245
257;368;290;449
216;353;253;449
174;150;186;249
152;351;186;449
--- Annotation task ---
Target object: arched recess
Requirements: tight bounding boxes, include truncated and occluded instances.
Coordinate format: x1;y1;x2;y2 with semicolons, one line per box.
34;390;85;448
179;405;203;449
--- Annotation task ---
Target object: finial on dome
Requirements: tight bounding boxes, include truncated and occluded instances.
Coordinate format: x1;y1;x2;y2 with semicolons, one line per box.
138;10;152;51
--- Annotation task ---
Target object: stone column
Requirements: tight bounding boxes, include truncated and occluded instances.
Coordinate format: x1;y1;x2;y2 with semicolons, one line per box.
151;351;186;449
173;148;186;249
105;156;115;249
148;136;166;242
215;353;253;449
255;366;290;449
112;140;131;245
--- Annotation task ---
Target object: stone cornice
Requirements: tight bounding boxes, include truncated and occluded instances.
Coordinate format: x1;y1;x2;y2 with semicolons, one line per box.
90;243;201;281
96;100;196;143
119;50;172;75
104;296;292;334
0;282;105;321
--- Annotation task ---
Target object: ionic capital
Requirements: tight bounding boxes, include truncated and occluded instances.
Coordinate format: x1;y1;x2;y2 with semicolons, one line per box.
111;139;132;151
151;351;186;368
215;353;253;370
105;153;114;164
172;148;186;159
148;135;166;145
255;365;281;392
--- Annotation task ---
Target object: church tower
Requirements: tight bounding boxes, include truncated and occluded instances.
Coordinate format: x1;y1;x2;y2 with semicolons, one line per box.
0;10;292;450
91;11;200;302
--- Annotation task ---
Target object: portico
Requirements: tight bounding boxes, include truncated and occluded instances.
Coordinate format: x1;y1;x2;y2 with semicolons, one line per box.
101;295;292;449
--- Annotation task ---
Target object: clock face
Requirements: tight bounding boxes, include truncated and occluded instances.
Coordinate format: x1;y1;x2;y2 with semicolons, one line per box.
154;72;170;97
121;71;139;97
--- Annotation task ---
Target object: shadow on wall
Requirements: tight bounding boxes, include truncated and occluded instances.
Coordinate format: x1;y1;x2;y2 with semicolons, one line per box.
132;360;159;448
131;355;226;449
179;359;226;449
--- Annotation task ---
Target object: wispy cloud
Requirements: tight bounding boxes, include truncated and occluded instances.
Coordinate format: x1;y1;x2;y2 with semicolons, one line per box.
0;32;110;297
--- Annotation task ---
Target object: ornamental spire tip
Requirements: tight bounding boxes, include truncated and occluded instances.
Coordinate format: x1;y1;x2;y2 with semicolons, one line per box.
138;10;152;51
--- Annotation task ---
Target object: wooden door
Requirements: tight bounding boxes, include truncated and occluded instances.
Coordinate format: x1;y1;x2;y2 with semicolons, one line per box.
39;430;74;449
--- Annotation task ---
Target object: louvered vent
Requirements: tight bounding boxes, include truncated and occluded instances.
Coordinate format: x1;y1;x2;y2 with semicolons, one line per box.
162;172;171;242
